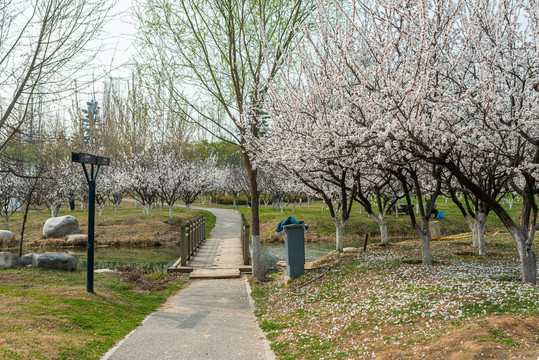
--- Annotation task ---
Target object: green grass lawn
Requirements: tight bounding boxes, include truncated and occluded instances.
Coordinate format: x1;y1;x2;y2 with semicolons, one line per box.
0;267;186;360
235;197;526;242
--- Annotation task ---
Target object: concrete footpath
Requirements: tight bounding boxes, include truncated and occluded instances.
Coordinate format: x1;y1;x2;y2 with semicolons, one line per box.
102;207;274;360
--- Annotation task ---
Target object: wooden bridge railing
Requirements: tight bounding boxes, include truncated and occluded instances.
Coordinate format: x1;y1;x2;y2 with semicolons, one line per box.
180;215;206;266
240;214;251;265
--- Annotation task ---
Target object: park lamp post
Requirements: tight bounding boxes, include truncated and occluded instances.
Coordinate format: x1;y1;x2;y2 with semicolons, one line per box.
71;152;110;293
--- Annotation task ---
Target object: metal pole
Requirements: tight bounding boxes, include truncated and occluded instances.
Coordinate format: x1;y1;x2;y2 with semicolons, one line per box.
87;165;95;293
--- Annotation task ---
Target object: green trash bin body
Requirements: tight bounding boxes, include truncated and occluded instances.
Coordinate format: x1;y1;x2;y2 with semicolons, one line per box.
284;224;306;277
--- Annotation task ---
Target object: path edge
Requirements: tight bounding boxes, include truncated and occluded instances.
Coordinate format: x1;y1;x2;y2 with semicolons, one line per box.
100;312;154;360
244;277;276;360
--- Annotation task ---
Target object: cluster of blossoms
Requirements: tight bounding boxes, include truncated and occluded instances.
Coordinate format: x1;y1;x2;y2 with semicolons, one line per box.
258;0;538;284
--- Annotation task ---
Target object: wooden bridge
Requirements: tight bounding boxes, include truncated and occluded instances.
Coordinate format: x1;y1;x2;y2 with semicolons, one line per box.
167;208;252;279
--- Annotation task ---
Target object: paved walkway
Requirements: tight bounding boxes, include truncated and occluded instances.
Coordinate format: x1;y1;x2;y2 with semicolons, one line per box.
102;207;273;360
187;207;247;279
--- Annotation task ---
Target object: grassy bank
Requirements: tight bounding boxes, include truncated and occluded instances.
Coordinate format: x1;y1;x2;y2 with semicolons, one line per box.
0;267;187;360
236;198;525;243
251;233;539;359
0;201;216;249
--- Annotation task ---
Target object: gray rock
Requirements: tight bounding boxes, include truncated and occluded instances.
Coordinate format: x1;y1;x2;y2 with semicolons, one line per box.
0;252;24;269
66;234;88;245
94;268;115;273
33;252;78;271
21;253;37;266
43;215;80;238
0;230;15;242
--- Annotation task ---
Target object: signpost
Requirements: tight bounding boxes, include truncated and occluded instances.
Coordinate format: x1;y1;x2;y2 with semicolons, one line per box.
71;152;110;293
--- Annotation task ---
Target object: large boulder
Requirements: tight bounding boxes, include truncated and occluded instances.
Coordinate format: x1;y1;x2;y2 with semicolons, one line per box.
43;216;80;238
21;253;37;266
0;252;24;269
0;230;15;242
32;252;78;271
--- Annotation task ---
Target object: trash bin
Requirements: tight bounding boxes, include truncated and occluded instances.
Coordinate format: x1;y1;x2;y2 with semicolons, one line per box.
283;224;306;278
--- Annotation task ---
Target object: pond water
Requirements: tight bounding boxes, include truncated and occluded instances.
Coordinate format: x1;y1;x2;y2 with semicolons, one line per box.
17;241;359;274
70;246;182;272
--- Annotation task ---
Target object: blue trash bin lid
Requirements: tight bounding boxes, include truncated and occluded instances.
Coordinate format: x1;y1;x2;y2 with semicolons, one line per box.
275;216;309;233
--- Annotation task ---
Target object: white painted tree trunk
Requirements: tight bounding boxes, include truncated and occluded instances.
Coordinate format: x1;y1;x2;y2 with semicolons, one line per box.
135;195;138;208
251;234;263;280
99;206;104;216
299;197;302;208
169;206;173;218
508;226;537;284
332;217;345;253
417;218;432;265
51;205;60;218
114;202;120;213
371;213;389;246
233;198;237;209
186;203;191;214
144;204;152;215
474;212;487;256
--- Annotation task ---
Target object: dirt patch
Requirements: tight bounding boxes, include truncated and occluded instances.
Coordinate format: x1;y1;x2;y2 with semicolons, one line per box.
104;266;188;293
400;316;539;360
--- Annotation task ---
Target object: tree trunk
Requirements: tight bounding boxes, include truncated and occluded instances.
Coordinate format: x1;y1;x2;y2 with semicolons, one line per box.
233;197;237;209
332;217;345;253
99;206;104;216
186;203;191;214
115;203;120;213
244;156;264;281
507;226;537;284
169;205;173;218
521;248;537;285
144;204;152;215
464;215;474;236
378;216;389;246
51;205;60;218
475;212;487;256
417;218;432;265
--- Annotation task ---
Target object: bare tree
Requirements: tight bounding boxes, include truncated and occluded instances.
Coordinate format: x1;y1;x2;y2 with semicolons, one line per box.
0;0;112;154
